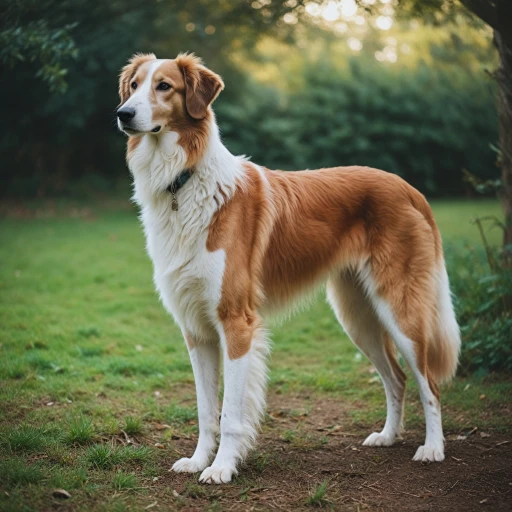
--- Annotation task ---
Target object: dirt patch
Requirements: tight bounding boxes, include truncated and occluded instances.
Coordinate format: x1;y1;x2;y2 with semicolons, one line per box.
152;392;512;511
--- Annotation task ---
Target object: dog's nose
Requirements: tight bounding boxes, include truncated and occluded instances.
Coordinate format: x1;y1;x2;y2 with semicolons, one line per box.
117;107;136;123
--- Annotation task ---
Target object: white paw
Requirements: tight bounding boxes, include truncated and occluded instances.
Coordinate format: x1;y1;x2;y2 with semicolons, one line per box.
413;444;444;462
362;431;396;447
172;457;208;473
199;465;235;484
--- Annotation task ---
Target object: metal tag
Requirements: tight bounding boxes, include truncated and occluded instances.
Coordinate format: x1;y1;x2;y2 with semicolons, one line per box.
171;196;178;211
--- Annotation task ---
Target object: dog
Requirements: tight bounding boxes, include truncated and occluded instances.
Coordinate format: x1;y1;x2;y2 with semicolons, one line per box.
116;53;460;484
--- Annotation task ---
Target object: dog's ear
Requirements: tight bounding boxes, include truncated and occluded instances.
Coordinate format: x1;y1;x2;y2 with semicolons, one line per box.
176;53;224;120
118;53;156;105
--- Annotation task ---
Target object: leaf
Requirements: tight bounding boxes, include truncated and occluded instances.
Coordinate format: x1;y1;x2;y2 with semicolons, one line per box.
476;299;496;314
478;274;500;284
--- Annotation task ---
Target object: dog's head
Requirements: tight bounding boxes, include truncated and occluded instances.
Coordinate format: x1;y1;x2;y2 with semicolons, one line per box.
117;53;224;136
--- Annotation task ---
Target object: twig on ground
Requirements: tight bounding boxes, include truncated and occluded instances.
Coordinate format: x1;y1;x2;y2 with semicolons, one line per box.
121;430;132;445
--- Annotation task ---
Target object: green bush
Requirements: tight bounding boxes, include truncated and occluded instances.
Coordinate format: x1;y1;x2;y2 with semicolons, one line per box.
218;56;497;196
447;243;512;375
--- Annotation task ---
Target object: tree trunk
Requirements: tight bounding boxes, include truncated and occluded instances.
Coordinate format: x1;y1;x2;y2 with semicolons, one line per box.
494;30;512;265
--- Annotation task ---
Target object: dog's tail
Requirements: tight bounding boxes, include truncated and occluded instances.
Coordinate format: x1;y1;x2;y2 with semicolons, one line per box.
409;191;460;384
428;260;461;383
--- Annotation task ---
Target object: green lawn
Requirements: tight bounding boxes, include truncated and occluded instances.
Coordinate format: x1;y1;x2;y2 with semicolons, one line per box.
0;198;510;511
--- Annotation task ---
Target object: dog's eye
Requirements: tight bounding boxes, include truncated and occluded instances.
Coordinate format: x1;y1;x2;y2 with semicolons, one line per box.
157;82;171;91
131;82;137;90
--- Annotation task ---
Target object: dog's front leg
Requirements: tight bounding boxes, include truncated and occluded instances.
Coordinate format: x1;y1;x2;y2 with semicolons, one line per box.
199;316;269;484
172;335;220;473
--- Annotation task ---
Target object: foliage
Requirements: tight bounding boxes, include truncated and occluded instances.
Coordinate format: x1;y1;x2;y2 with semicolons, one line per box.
0;0;304;197
0;0;157;197
0;0;499;198
449;242;512;374
394;0;512;257
0;18;78;93
218;55;497;195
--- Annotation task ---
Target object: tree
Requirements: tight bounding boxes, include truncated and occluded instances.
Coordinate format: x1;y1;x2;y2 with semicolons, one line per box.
395;0;512;260
466;0;512;263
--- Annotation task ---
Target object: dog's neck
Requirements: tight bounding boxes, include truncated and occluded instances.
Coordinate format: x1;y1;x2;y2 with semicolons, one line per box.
128;117;245;211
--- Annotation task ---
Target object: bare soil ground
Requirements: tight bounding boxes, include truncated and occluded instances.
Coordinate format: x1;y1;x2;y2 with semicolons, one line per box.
144;392;512;512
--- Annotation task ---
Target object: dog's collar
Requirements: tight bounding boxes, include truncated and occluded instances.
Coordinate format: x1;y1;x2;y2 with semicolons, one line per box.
167;169;193;211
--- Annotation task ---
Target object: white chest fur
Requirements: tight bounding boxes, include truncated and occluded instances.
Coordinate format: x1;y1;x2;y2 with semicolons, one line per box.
127;128;245;341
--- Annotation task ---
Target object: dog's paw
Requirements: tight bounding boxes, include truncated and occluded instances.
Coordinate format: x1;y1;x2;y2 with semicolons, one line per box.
413;444;444;462
199;465;235;484
362;431;395;447
172;457;208;473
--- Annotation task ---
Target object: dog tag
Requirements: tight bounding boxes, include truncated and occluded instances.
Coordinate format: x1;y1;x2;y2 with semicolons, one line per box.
171;195;178;211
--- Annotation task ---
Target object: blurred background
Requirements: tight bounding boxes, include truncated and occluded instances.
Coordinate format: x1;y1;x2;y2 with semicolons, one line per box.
0;0;502;199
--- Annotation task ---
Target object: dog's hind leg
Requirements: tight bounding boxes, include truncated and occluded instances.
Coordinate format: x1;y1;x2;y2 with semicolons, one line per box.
199;315;269;484
327;271;406;447
365;269;447;462
172;335;220;474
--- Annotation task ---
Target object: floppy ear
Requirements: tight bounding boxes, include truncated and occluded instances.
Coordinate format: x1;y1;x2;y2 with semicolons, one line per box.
176;53;224;120
118;53;156;105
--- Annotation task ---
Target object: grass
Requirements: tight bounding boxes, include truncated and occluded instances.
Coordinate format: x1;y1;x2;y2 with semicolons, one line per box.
86;444;121;469
0;197;510;510
0;459;44;486
184;482;210;499
112;471;138;490
306;479;329;507
165;403;198;425
123;416;143;436
1;425;47;453
67;416;95;445
251;452;270;473
85;444;153;469
50;467;88;490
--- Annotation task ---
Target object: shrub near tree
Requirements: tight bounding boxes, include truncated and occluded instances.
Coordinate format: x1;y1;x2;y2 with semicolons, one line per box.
218;56;497;195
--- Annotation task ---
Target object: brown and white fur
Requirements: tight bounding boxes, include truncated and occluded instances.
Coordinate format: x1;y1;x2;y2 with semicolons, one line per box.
117;53;460;484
